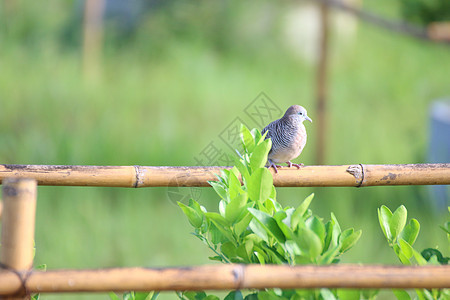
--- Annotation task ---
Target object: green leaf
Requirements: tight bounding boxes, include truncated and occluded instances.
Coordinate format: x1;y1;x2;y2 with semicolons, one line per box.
218;170;229;185
248;208;286;243
249;219;269;242
361;289;379;299
225;291;243;300
252;128;263;143
244;238;255;261
291;193;314;229
184;291;206;300
323;220;334;252
400;218;420;246
378;205;393;241
35;264;47;271
221;241;237;259
236;238;254;262
249;139;271;171
262;198;276;215
337;289;360;300
398;239;414;260
244;293;259;300
124;292;135;300
393;289;411;300
253;247;267;265
440;222;450;234
256;291;281;300
235;159;251;184
330;213;341;248
414;289;433;300
412;248;428;266
274;211;294;240
340;229;362;253
205;212;235;244
208;181;228;201
389;205;407;241
219;200;226;217
136;292;159;300
178;202;203;228
109;293;121;300
225;193;249;224
204;295;220;300
234;211;253;237
306;216;325;242
228;170;243;199
262;244;286;264
285;239;302;257
319;245;341;265
247;168;273;203
298;227;322;259
394;244;411;265
294;290;316;299
206;212;229;227
208;256;223;262
320;288;337;300
31;294;40;300
240;124;255;153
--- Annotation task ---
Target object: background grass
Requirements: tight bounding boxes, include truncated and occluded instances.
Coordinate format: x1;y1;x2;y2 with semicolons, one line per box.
0;1;449;299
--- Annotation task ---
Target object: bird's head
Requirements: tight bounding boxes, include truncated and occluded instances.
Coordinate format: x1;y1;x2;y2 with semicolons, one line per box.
284;105;312;123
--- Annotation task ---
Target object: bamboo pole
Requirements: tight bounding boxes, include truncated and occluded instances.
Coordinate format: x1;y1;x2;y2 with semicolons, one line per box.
0;164;449;188
315;0;330;165
428;22;450;42
0;178;37;299
82;0;105;80
0;265;448;295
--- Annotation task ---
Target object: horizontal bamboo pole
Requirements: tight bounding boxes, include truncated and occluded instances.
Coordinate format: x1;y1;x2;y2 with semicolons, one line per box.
0;164;449;188
0;265;449;295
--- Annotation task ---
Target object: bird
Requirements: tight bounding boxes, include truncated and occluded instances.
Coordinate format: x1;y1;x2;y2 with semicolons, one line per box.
261;105;312;173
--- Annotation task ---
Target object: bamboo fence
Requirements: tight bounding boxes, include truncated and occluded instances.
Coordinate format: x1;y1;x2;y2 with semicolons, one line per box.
0;163;449;187
0;165;449;297
0;265;449;295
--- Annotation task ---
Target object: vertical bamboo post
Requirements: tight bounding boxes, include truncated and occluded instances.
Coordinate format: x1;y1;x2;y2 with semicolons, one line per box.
0;178;37;299
82;0;106;80
315;2;330;165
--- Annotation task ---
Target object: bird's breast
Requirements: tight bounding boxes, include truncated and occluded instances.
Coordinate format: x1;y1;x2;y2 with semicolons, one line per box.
268;124;307;163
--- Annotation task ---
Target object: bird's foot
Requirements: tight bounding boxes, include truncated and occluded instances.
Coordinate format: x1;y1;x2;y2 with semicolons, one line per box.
286;161;304;169
267;160;282;173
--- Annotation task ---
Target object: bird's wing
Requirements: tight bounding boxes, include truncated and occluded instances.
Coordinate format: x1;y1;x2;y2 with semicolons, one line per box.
262;120;278;155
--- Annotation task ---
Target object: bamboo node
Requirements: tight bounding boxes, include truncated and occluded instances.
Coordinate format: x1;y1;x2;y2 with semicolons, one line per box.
233;265;245;290
2;178;37;197
346;165;363;186
133;165;148;188
0;263;32;297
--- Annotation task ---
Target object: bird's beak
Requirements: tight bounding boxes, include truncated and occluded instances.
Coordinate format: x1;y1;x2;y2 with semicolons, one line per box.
306;116;312;123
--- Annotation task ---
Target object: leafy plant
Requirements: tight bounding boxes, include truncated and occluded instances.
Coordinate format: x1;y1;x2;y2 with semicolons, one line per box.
178;125;362;299
378;205;449;300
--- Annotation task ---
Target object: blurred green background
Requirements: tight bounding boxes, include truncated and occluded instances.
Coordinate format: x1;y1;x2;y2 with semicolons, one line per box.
0;0;449;299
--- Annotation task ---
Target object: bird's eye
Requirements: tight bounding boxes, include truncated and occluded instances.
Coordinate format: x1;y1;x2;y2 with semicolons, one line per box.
299;112;303;115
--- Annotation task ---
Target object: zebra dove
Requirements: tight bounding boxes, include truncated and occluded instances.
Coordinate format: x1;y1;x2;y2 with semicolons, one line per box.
262;105;312;173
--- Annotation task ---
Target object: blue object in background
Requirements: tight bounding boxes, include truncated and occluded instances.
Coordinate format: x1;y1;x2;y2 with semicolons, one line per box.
428;99;450;210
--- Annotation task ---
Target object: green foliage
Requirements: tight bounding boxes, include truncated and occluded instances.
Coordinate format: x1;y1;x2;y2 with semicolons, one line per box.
378;205;449;300
109;291;159;300
179;125;362;299
400;0;450;25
